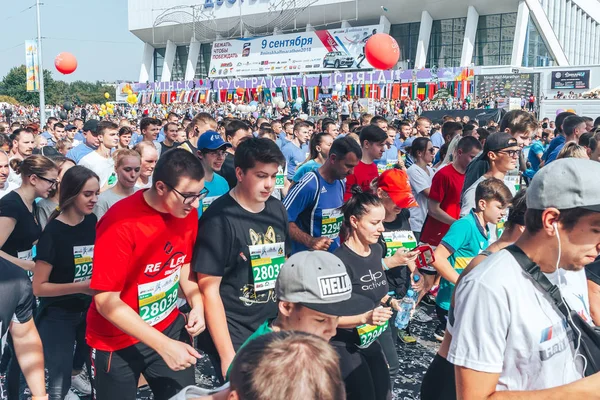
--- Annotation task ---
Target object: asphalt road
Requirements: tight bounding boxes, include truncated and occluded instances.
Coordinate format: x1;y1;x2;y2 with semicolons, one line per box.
2;305;440;400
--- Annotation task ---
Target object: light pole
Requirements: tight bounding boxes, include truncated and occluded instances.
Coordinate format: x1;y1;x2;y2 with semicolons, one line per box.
36;0;46;128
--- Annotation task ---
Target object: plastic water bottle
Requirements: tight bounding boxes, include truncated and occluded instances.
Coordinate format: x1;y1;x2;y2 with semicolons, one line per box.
394;289;415;329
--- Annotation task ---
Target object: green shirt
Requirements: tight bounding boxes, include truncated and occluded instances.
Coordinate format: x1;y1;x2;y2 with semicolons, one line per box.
436;209;489;311
225;318;274;380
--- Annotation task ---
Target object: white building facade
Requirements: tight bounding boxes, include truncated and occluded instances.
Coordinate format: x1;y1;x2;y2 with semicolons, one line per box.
128;0;600;83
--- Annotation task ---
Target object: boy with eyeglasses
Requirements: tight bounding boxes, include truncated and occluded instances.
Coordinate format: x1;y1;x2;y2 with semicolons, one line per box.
195;131;231;218
86;149;207;400
460;132;519;242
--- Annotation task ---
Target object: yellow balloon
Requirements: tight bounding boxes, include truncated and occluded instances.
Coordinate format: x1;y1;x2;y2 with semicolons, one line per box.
104;92;110;99
101;104;107;110
108;108;114;114
127;89;133;96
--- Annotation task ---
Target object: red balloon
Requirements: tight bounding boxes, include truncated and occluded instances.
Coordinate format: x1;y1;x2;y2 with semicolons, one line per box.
365;34;400;70
54;52;78;75
236;87;245;96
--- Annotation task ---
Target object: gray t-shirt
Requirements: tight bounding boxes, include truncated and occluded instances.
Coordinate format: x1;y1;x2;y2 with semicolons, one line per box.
93;189;128;220
37;198;58;229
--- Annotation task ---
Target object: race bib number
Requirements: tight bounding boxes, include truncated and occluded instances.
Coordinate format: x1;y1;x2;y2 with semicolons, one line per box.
321;208;343;239
18;249;33;281
275;165;286;189
202;195;221;212
138;270;180;326
357;321;389;349
250;242;285;292
382;231;417;258
73;245;94;282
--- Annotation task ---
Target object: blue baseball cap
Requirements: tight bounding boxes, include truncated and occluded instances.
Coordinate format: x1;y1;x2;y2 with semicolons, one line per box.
197;130;232;151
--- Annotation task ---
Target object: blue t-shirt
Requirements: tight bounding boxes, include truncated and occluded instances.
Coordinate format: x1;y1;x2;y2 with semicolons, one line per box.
376;145;399;174
283;170;345;255
542;135;565;163
74;131;85;143
394;134;404;150
293;160;322;182
66;143;95;164
198;173;230;219
546;141;566;165
436;210;489;311
282;141;309;180
524;140;545;179
430;131;444;149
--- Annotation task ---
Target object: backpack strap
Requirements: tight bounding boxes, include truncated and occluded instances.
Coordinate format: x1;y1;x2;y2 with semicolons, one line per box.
505;244;570;318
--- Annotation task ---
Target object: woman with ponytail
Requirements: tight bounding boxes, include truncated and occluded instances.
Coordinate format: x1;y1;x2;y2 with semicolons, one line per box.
0;155;58;399
331;186;397;400
0;155;58;272
32;165;99;400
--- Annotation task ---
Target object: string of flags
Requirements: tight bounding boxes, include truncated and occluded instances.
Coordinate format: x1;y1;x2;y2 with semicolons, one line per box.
134;81;475;105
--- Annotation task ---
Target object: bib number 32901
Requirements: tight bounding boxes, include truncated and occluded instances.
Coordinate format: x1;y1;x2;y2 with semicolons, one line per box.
138;270;180;326
73;245;94;282
250;242;285;292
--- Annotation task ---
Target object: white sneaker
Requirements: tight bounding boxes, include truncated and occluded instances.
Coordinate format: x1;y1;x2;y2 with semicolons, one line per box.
65;389;80;400
71;371;92;395
412;307;434;323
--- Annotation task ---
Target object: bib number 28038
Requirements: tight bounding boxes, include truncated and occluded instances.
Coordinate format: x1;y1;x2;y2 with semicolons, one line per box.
138;271;180;326
73;245;94;282
250;242;285;292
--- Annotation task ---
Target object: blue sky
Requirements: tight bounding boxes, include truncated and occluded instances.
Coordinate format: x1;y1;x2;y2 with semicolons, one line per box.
0;0;142;83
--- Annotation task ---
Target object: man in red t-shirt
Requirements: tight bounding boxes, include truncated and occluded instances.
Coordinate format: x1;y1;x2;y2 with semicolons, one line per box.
344;125;387;200
418;137;482;295
87;149;208;400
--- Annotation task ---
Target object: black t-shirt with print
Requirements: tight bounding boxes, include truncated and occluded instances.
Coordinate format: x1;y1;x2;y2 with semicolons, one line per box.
0;191;41;258
0;257;34;355
193;193;289;349
35;213;97;312
332;243;389;345
379;210;412;297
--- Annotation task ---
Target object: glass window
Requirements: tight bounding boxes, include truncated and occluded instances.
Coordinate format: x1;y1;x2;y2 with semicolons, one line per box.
426;17;465;68
390;22;421;69
154;48;166;82
473;13;517;66
502;13;517;26
523;16;555;66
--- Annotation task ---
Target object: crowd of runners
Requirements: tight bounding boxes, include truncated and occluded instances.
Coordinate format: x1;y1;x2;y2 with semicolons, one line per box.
0;105;600;400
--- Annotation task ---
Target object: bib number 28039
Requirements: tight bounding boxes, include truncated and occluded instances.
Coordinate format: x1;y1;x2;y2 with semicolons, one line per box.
250;242;285;292
138;270;180;326
73;245;94;282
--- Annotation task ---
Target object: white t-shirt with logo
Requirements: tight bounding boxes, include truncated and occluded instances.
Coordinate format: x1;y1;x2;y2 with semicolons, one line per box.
79;151;115;189
448;249;591;391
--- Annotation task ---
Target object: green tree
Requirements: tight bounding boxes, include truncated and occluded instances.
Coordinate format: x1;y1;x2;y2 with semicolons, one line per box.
0;65;116;106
